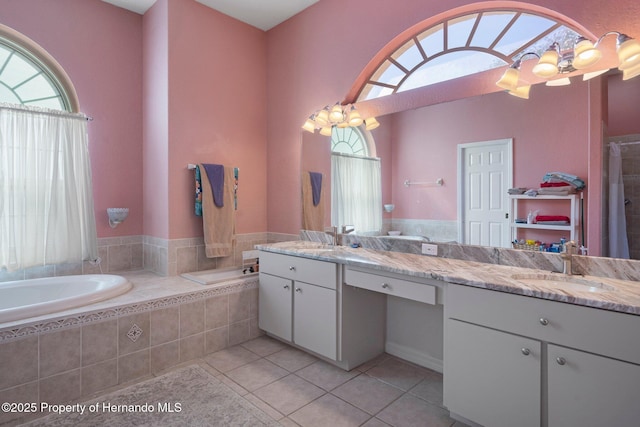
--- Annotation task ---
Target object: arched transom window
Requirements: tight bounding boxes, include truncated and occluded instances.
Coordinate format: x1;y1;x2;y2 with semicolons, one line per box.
358;10;583;101
0;36;72;111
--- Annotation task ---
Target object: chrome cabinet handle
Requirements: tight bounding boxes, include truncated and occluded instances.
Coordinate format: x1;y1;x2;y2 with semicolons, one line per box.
382;283;389;289
539;318;549;326
289;266;296;271
284;285;290;290
521;348;531;356
556;357;566;365
295;288;302;293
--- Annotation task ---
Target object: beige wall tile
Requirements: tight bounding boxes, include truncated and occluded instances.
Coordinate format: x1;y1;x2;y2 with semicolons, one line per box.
0;381;38;425
150;341;179;374
39;369;81;405
179;299;205;337
150;306;179;346
229;290;251;323
40;327;81;378
118;312;150;356
82;319;117;366
109;245;132;271
180;333;205;362
197;246;217;270
81;359;117;396
0;336;38;389
118;349;150;384
205;294;228;330
229;320;250;346
205;327;229;354
177;246;198;275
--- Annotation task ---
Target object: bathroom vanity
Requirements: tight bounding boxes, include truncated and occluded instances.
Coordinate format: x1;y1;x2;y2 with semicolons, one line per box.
256;241;640;427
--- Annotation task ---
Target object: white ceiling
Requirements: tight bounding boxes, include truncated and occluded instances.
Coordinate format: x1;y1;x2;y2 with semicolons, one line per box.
101;0;319;31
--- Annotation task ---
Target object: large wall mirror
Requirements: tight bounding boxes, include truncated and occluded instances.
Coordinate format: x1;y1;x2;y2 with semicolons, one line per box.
301;70;640;259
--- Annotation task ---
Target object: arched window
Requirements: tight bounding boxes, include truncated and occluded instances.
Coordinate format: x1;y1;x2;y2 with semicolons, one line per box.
0;25;78;111
358;9;584;101
331;126;382;234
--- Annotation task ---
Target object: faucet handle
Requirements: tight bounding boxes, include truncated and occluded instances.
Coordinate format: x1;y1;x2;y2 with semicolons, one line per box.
341;225;355;234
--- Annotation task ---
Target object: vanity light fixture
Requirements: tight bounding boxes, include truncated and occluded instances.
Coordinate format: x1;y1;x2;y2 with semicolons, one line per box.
496;31;640;97
302;103;379;133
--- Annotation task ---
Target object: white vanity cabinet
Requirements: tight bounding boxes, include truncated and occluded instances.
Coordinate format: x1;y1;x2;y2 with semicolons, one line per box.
259;251;338;360
444;283;640;427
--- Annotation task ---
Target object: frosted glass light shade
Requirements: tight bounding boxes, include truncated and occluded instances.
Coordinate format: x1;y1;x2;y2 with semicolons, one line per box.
617;35;640;70
315;109;329;127
365;117;380;130
622;62;640;80
496;67;520;91
302;117;316;132
508;85;531;99
347;107;363;127
329;103;344;122
572;38;602;69
532;50;559;78
319;126;333;136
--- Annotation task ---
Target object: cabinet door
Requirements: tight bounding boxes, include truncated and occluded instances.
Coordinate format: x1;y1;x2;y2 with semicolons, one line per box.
444;319;541;427
548;344;640;427
293;281;337;360
258;273;292;341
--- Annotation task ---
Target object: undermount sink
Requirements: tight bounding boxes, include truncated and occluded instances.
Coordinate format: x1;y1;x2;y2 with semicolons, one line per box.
302;247;376;264
511;273;616;293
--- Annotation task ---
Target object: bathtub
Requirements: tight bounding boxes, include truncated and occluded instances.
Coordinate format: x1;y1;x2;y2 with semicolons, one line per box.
0;274;133;323
181;267;259;285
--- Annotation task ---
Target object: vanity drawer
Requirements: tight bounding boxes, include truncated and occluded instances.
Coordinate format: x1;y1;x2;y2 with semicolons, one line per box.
447;284;640;364
259;251;337;289
345;267;436;304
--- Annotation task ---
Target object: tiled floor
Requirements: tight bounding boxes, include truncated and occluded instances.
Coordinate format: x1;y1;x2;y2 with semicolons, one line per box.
199;335;468;427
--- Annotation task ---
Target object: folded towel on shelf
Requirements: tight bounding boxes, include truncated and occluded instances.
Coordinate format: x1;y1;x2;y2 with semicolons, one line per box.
536;215;570;223
202;164;225;207
508;187;527;195
302;171;325;231
200;164;235;258
540;182;572;188
542;172;585;190
537;186;576;195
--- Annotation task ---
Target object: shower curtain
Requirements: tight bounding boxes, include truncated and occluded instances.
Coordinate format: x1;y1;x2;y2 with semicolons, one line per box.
609;142;630;258
0;104;98;271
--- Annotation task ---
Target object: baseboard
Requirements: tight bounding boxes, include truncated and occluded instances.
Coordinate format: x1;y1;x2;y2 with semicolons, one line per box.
385;341;443;373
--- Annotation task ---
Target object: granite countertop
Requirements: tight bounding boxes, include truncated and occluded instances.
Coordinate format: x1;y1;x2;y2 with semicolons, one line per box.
256;241;640;316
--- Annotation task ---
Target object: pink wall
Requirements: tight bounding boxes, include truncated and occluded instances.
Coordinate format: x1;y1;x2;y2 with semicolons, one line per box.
1;0;144;238
267;0;640;256
390;81;590;220
165;0;267;239
608;74;640;136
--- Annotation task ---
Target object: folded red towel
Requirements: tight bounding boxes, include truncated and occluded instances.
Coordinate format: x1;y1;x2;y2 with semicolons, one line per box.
536;215;570;222
540;182;572;188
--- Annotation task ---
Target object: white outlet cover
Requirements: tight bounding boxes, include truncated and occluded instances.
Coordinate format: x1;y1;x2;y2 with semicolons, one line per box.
422;243;438;256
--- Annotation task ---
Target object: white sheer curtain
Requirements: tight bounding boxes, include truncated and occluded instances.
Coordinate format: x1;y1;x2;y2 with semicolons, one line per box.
331;152;382;234
0;103;98;271
608;142;630;259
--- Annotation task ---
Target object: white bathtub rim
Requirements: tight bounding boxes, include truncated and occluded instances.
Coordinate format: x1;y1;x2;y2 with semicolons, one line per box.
0;274;133;324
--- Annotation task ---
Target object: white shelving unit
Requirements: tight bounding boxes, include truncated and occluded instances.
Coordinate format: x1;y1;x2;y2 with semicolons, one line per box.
509;194;580;245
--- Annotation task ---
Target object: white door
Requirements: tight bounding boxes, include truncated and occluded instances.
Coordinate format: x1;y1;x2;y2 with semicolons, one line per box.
458;139;512;247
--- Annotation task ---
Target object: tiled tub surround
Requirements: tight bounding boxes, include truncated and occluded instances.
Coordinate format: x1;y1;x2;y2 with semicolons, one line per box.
259;241;640;315
0;232;298;282
0;271;261;426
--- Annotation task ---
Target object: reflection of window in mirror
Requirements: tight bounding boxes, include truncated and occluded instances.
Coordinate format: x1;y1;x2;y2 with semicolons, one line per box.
331;126;382;235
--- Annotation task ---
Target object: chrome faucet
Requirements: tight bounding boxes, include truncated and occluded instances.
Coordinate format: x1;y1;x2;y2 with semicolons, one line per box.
324;226;337;246
561;240;577;275
341;225;355;234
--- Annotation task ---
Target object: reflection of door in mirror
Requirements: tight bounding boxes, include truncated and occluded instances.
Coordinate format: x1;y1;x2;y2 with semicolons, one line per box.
458;139;513;248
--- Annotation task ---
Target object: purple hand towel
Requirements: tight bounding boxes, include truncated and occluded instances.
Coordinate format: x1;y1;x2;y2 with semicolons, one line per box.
309;172;322;206
202;164;224;207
